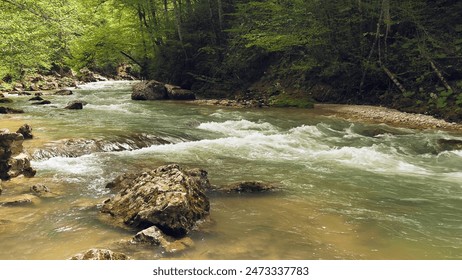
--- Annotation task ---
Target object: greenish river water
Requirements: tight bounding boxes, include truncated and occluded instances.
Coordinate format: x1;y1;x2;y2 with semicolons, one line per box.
1;81;461;259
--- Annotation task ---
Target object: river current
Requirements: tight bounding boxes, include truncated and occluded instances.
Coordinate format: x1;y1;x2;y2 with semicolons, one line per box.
1;81;461;259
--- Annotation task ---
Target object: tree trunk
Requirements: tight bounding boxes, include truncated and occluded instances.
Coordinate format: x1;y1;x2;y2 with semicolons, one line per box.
382;65;406;94
163;0;169;26
172;0;188;58
430;60;452;91
359;7;384;95
217;0;223;31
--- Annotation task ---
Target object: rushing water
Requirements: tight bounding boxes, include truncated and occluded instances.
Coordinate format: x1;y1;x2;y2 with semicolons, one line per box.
1;81;461;260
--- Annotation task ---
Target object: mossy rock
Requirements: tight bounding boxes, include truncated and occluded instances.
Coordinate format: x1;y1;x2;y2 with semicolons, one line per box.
269;94;314;108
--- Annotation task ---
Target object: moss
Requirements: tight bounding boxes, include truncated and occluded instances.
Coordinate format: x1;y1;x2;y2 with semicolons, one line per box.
269;93;314;108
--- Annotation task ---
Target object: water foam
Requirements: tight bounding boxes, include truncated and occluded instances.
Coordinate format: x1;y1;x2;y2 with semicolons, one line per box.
85;103;133;114
76;80;136;91
32;154;103;175
198;119;279;137
119;120;428;176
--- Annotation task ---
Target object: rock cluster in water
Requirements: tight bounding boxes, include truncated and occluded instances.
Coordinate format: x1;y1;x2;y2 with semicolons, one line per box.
0;128;36;180
132;80;195;100
101;164;210;237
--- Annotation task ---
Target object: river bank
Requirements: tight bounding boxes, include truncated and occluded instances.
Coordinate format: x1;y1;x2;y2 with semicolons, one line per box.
186;99;462;131
315;104;462;131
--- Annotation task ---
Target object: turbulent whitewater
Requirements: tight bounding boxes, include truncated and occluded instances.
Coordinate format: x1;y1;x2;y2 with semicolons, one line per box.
1;81;461;259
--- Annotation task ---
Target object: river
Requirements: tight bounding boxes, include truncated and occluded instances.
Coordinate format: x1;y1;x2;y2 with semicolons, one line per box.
1;81;461;259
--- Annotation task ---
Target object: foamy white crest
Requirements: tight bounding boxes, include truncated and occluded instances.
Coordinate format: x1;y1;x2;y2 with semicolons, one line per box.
288;125;325;138
32;154;103;175
198;119;279;137
76;80;136;90
85;103;132;114
312;146;429;175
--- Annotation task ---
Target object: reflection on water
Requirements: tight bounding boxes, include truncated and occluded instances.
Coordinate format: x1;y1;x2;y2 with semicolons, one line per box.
1;81;462;259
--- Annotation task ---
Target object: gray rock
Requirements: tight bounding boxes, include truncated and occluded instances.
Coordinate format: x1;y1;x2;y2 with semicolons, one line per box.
215;181;277;193
165;84;196;100
101;164;210;236
31;100;51;105
28;96;43;101
16;124;33;139
30;184;52;197
133;226;194;253
65;101;84;110
132;80;168;100
54;89;73;96
69;249;129;260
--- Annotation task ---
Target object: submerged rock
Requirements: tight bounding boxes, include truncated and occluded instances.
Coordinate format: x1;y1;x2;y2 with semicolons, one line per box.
65;101;84;110
132;225;195;253
28;96;43;101
16;124;33;139
0;98;13;103
436;139;462;152
31;100;51;105
0;106;24;114
211;181;277;193
30;184;56;198
0;194;37;206
132;80;168;100
69;249;129;260
54;89;73;96
101;164;210;237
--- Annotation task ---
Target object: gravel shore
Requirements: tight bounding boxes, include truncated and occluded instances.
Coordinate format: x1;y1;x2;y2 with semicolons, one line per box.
316;104;462;131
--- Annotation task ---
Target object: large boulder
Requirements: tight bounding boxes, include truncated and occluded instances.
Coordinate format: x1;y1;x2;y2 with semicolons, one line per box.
0;129;36;180
101;164;210;237
69;249;129;260
165;84;196;100
132;80;168;100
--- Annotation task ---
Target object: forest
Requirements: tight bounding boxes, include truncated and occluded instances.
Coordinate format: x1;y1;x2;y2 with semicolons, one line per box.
1;0;462;121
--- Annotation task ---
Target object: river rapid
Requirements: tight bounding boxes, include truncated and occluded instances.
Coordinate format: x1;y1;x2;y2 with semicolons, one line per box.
1;81;461;259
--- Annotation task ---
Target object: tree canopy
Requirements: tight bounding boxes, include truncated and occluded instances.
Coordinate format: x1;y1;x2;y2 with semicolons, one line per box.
1;0;462;120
